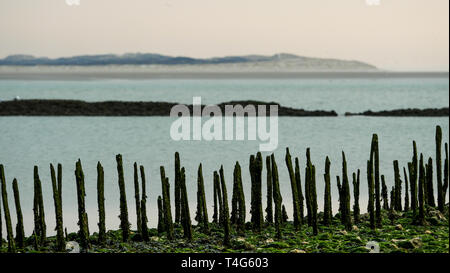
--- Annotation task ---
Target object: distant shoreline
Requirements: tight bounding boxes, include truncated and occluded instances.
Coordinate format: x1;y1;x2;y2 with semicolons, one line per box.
0;99;448;117
0;68;447;80
345;108;450;117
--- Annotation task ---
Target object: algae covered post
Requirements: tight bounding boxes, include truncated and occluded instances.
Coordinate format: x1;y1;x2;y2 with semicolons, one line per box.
75;159;90;249
116;154;130;242
219;166;231;247
0;165;16;252
50;163;65;251
12;179;25;249
323;156;332;226
97;162;106;245
140;165;149;241
285;148;301;230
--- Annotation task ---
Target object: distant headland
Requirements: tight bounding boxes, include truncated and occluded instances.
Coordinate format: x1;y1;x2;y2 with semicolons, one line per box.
0;53;377;71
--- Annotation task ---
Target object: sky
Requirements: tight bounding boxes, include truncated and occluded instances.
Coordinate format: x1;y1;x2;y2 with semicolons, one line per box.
0;0;448;71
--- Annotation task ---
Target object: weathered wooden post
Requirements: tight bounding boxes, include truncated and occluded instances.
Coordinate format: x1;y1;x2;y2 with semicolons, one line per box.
133;163;142;237
97;162;106;245
250;153;263;232
367;160;375;230
265;156;273;224
174;152;181;225
271;154;282;239
195;163;209;233
310;164;318;235
381;175;389;210
0;165;16;252
337;176;342;219
285;148;301;230
12;179;25;249
231;162;244;229
371;134;382;228
424;161;429;205
34;166;46;245
352;171;360;224
305;149;312;227
295;157;304;226
160;166;174;240
50;164;65;251
281;205;288;224
403;167;410;211
231;163;239;226
323;156;332;226
157;196;165;234
219;166;231;247
180;167;192;240
249;155;255;227
410;142;419;219
140;165;149;241
426;157;435;207
212;172;219;224
214;171;223;226
444;143;449;205
116;155;130;242
341;152;352;231
75;160;90;250
417;154;425;225
393;160;402;211
235;162;246;232
305;148;318;234
389;187;395;225
436;126;444;212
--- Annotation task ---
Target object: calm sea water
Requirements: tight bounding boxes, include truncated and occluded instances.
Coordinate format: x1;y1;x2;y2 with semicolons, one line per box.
0;76;449;235
0;77;448;113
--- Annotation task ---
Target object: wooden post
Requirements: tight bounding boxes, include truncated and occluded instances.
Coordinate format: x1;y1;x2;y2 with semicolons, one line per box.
34;166;46;246
352;170;360;224
12;179;25;249
323;156;332;226
116;155;130;242
195;164;209;233
0;165;16;252
160;166;174;240
271;154;282;239
75;160;90;250
219;166;231;247
133;163;142;236
174;152;181;225
50;164;65;251
295;158;304;226
140;165;149;241
285;148;301;230
265;156;273;224
97;162;106;245
180;167;192;240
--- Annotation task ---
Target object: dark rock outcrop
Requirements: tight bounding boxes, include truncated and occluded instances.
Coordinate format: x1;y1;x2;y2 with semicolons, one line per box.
0;99;338;117
345;108;449;117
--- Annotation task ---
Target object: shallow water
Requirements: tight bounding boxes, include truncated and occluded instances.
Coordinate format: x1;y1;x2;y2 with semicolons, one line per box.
0;116;448;235
0;77;448;114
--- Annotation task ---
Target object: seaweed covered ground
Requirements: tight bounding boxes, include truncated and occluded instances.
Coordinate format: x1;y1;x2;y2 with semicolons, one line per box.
2;206;448;254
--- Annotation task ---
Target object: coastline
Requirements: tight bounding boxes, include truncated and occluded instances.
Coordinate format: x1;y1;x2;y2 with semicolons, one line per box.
0;66;448;80
0;99;448;117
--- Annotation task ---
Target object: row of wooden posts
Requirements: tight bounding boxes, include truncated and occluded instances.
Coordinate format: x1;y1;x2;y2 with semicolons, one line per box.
0;126;448;253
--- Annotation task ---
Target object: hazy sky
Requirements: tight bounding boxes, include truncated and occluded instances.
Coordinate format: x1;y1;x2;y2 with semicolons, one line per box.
0;0;448;71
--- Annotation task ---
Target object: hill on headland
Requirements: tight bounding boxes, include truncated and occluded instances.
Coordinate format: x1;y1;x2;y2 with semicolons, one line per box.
0;53;377;71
